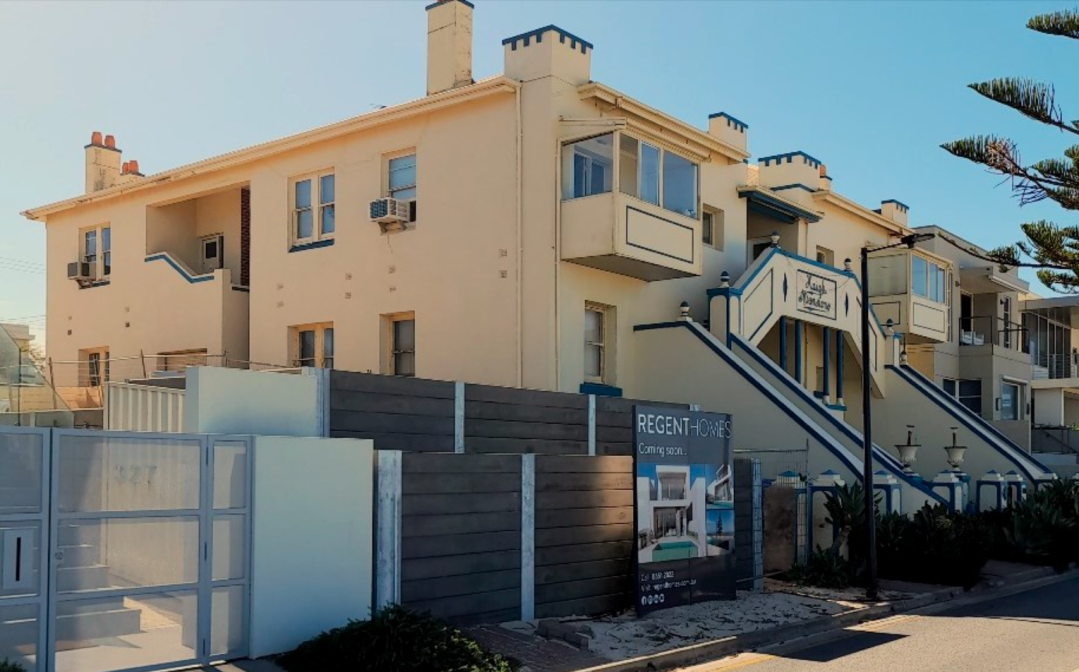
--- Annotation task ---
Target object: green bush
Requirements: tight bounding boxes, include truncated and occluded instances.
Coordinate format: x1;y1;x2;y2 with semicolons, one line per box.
276;604;519;672
0;659;26;672
1003;483;1079;571
787;549;856;589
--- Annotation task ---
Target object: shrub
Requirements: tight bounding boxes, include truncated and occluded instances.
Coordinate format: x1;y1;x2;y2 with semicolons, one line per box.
0;660;26;672
1004;487;1078;571
787;549;856;589
276;605;518;672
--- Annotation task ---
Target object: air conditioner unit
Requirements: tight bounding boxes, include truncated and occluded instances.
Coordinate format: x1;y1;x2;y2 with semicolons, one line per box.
67;261;95;286
369;198;411;231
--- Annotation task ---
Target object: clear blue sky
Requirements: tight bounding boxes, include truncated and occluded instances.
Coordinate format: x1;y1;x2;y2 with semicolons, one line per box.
1;0;1074;346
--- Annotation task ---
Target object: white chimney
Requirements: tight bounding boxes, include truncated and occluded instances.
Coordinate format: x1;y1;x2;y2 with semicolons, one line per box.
85;131;122;193
426;0;473;96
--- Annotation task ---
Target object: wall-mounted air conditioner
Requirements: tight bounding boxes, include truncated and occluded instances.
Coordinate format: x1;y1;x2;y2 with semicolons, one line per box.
369;198;412;232
67;261;95;286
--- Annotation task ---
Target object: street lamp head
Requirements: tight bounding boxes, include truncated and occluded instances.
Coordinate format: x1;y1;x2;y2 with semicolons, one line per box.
900;232;935;249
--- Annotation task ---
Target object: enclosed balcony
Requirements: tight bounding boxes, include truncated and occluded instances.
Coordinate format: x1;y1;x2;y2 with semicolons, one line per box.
867;249;952;344
560;132;702;281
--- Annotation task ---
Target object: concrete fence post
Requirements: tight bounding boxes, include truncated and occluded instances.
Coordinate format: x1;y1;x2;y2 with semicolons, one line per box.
454;382;465;453
587;395;596;456
375;450;403;609
520;454;536;620
751;458;764;591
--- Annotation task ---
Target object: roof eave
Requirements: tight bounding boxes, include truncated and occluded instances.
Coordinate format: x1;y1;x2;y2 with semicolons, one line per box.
812;190;911;236
22;76;520;222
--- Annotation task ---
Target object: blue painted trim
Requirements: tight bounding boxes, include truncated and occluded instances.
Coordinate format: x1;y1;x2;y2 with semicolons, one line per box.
771;183;817;193
779;316;788;373
79;279;111;289
633;321;684;332
579;382;622;397
887;364;1048;481
729;335;906;474
744;270;775;343
425;0;474;9
288;239;335;253
501;25;592;53
825;403;847;411
758;151;823;168
707;112;749;131
794;320;803;384
822;326;831;400
881;198;909;212
835;329;844;401
707;286;744;299
145;253;214;283
740;190;822;223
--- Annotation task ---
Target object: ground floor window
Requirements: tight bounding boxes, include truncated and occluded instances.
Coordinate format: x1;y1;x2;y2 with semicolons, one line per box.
958;379;982;415
290;322;334;369
79;347;109;387
585;302;615;384
1000;382;1021;421
382;312;416;377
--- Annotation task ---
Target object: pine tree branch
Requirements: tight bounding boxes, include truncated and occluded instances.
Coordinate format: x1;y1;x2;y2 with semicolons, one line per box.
1027;8;1079;39
968;78;1079;136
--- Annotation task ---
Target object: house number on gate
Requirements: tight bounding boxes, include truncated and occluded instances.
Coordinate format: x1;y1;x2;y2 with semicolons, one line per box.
112;464;158;486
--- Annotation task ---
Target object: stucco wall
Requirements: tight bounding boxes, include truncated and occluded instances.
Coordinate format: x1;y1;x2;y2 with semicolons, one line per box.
182;366;321;437
250;435;374;657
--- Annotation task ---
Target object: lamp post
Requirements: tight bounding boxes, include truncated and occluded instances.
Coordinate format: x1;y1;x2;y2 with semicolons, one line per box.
860;231;934;601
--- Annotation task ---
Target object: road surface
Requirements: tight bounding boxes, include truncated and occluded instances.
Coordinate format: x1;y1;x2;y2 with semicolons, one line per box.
688;576;1079;672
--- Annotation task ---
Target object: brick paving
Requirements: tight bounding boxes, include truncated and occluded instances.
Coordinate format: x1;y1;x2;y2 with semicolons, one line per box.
470;624;608;672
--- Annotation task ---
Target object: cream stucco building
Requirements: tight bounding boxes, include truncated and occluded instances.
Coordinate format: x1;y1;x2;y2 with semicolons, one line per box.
21;0;1067;492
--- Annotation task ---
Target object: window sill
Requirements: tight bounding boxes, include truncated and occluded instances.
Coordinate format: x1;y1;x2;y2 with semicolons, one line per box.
79;279;111;289
289;239;335;253
580;382;623;397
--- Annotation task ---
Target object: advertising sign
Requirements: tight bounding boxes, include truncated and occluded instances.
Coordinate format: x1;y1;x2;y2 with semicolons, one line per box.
633;406;735;615
796;269;837;320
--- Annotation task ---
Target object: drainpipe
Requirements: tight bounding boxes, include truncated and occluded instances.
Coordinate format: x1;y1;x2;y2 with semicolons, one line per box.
515;85;523;387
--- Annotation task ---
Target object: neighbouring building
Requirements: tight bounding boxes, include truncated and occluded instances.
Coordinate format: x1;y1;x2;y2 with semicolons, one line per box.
21;0;1065;493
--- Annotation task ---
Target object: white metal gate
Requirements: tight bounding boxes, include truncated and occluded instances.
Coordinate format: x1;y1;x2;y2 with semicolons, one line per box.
0;428;251;672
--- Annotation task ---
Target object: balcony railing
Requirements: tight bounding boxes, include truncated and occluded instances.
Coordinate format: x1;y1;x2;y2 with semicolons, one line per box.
1032;353;1078;380
959;316;1028;351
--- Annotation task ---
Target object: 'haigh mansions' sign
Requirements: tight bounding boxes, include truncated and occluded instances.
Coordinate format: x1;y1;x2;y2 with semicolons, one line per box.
796;269;837;320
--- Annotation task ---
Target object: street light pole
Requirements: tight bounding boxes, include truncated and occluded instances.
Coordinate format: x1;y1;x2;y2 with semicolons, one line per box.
859;247;878;601
860;232;934;602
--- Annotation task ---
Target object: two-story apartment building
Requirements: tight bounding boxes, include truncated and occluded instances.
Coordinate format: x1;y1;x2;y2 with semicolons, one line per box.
22;0;1057;494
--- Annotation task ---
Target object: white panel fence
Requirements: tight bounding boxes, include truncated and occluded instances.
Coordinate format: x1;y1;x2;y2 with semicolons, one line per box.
104;382;185;432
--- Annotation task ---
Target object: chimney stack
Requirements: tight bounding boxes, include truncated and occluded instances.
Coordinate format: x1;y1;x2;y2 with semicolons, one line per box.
85;131;122;193
426;0;474;96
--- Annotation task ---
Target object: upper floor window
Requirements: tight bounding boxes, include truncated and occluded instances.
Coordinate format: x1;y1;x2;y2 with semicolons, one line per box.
81;225;111;279
617;134;698;217
79;346;109;387
291;322;334;368
816;246;835;267
563;134;613;199
292;172;334;246
911;255;947;304
702;208;724;250
386;152;418;223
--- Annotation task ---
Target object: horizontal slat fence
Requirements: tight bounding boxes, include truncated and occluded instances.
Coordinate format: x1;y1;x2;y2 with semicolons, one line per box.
534;455;635;618
330;371;455;452
399;453;522;625
465;384;589;455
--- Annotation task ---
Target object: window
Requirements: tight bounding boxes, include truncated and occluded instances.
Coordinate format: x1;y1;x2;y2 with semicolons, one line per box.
702;208;724;249
382;314;416;377
291;172;334;245
749;239;772;265
290;323;334;368
911;254;947;303
564;134;613;199
958;379;982;415
81;225;111;279
1001;382;1020;421
815;246;835;267
584;303;612;383
616;133;698;216
200;234;223;273
942;377;957;398
79;347;109;387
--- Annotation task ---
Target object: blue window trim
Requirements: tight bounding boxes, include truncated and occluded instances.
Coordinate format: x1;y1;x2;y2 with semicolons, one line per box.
288;239;335;253
579;382;622;397
145;253;214;283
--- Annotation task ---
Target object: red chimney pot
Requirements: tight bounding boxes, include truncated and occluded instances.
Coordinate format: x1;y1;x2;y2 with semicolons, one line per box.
104;135;116;149
129;160;139;174
90;131;103;145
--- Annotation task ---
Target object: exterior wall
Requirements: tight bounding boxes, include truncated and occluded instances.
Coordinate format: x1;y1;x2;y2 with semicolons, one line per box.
250;435;374;658
182;366;322;437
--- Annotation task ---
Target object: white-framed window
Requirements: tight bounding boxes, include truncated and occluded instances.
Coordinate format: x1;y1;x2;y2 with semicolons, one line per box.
291;322;334;368
702;207;724;249
291;171;335;246
564;134;614;199
911;254;947;303
386;152;418;223
80;224;111;279
382;312;416;377
200;234;224;274
584;302;613;384
617;133;698;217
79;346;109;387
816;246;835;267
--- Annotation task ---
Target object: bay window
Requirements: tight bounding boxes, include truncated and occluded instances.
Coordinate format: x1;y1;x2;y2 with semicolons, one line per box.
563;134;613;198
911;254;948;304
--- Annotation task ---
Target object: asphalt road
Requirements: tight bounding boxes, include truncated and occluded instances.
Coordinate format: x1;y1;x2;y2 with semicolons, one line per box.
688;576;1079;672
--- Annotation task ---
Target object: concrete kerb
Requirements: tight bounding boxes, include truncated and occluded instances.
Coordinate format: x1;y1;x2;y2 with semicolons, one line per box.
570;568;1077;672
